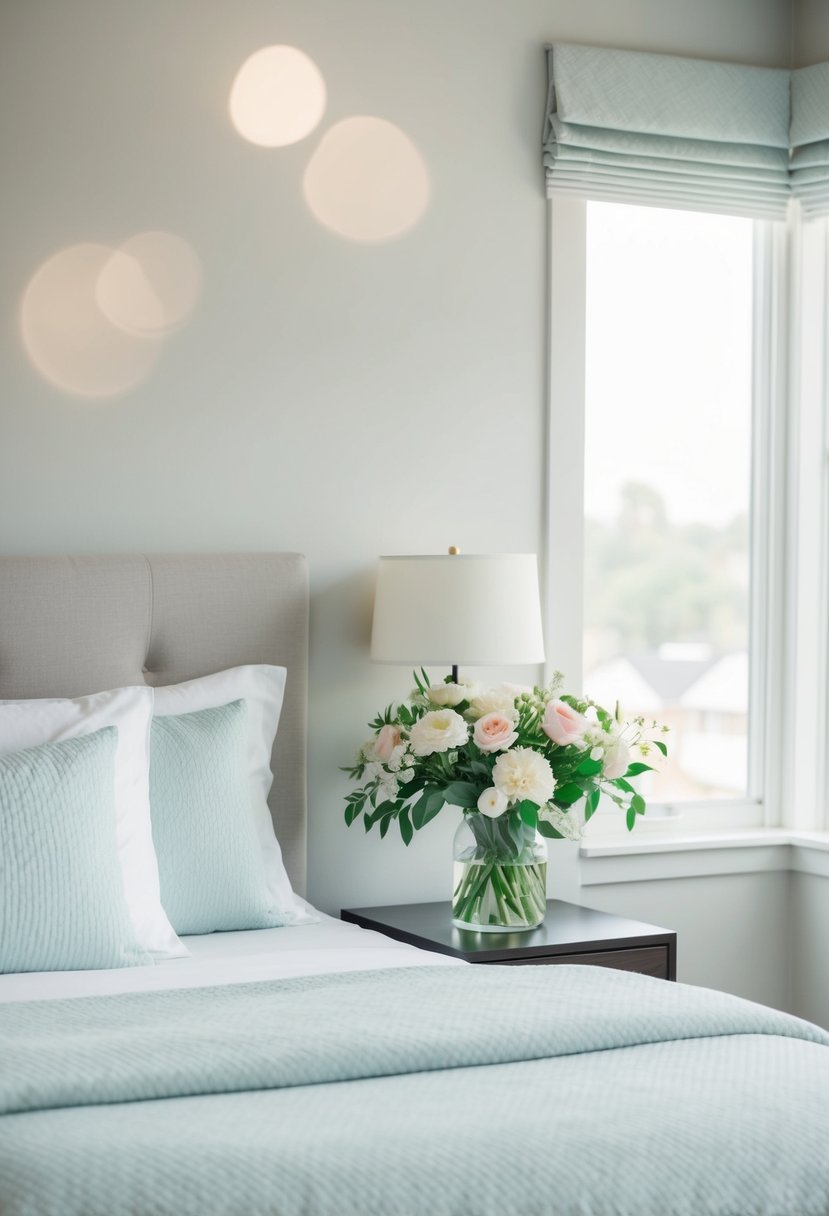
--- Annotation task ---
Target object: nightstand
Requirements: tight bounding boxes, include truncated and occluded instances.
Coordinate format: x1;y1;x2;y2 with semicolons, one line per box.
341;899;677;979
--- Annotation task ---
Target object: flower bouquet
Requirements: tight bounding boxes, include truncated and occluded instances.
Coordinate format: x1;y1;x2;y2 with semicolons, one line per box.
345;671;667;931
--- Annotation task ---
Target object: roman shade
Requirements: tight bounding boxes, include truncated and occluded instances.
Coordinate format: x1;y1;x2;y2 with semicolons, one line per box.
791;62;829;218
543;45;829;221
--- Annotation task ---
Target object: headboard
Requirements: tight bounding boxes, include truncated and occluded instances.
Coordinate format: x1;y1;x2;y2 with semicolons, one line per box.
0;553;309;895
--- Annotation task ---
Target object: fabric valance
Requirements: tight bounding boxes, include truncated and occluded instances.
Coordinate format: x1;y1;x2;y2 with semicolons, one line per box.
791;62;829;217
543;44;829;221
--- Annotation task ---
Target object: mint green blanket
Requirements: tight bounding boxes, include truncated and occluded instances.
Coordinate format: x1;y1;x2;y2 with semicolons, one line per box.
2;964;828;1215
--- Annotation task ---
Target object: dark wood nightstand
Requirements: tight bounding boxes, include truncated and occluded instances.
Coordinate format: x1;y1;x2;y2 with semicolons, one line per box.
341;899;677;979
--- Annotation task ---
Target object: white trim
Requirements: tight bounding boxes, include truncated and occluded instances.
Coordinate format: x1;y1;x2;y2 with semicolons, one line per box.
579;829;829;884
750;221;789;825
823;224;829;834
783;211;829;831
543;196;586;687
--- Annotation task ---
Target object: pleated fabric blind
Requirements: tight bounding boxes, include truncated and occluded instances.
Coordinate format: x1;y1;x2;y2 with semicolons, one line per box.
791;62;829;218
543;44;829;221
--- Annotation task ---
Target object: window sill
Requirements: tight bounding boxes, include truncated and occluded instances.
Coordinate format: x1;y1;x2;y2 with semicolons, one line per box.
579;829;829;885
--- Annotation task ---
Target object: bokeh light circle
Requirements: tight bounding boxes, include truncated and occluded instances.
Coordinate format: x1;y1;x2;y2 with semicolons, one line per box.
21;244;162;400
229;45;326;147
96;231;202;336
303;116;431;242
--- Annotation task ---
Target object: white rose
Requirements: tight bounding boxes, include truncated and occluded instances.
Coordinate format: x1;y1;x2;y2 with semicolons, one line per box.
458;677;483;701
492;747;555;807
408;709;469;756
602;736;631;780
477;787;508;818
466;684;520;722
426;682;468;708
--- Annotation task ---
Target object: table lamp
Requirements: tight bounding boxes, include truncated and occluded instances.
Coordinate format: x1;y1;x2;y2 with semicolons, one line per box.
370;549;545;680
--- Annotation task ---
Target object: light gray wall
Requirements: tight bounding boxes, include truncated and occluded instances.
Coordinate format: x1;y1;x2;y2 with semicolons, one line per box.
791;873;829;1025
585;871;792;1010
794;0;829;64
0;1;796;1005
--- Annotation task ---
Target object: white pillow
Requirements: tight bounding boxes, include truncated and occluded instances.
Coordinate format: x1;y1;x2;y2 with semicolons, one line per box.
153;665;313;925
0;687;186;960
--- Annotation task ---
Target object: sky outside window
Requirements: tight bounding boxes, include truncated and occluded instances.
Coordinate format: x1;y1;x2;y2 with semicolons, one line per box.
583;202;753;803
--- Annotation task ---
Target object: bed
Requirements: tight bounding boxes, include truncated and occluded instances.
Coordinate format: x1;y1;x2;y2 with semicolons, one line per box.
1;553;828;1216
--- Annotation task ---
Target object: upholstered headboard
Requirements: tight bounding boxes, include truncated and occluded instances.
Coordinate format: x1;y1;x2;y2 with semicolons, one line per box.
0;553;309;895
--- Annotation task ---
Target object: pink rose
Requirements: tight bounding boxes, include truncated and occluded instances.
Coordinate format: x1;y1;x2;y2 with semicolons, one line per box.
473;712;519;754
373;724;402;762
542;699;587;747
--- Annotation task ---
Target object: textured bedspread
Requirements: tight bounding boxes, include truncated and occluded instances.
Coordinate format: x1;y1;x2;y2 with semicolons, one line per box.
2;964;829;1215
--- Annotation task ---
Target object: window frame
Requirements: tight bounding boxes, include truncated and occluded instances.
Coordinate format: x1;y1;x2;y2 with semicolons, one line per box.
543;196;792;837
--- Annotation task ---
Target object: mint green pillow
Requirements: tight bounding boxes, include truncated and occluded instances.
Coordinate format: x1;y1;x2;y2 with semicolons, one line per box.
0;728;150;974
150;700;285;935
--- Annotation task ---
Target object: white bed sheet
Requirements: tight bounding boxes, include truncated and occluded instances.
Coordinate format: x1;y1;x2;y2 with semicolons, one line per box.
0;906;461;1003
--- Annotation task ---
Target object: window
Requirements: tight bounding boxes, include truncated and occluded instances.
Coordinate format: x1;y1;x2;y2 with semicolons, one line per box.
582;203;755;808
545;195;788;832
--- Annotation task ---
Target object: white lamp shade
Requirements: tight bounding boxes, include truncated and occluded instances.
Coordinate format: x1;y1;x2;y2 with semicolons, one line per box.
370;553;546;667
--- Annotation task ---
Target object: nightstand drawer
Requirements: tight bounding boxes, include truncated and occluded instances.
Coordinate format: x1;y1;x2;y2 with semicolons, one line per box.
494;944;669;979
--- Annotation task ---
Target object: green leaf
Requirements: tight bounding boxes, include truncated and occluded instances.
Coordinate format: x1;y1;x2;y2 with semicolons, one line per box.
441;781;479;809
399;807;414;846
554;783;584;807
344;800;364;827
365;799;396;827
624;762;654;777
631;793;646;816
575;757;603;777
517;799;538;828
538;820;565;839
654;740;668;757
626;805;637;832
612;777;635;794
584;788;601;822
379;814;392;839
411;788;446;831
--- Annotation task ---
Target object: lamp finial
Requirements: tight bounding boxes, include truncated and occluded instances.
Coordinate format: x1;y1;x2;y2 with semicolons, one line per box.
448;545;460;556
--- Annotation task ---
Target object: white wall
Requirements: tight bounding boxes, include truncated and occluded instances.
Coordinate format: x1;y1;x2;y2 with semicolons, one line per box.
0;1;796;1005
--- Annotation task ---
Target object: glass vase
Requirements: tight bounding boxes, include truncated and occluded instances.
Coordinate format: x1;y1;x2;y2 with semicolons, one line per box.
452;811;547;932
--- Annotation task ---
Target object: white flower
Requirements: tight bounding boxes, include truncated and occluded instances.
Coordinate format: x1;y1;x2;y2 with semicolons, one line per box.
426;682;468;708
398;767;415;783
409;709;469;756
379;774;400;801
477;787;508;818
466;684;520;722
457;676;483;701
602;735;631;780
492;747;555;807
